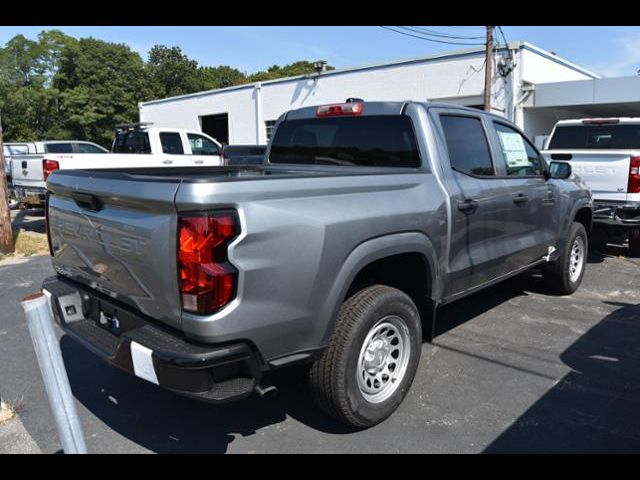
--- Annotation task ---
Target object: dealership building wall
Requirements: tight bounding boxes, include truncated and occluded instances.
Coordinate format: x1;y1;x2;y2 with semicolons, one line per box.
139;41;599;146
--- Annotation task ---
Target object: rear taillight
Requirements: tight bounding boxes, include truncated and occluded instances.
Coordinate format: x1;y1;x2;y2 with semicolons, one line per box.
316;102;363;117
43;159;59;181
177;211;240;314
629;156;640;194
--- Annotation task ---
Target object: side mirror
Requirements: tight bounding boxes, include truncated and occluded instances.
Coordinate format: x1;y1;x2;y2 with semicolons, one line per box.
548;161;572;180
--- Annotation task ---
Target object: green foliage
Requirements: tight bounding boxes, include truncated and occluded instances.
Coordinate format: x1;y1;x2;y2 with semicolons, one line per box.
0;30;334;145
145;45;203;98
249;61;335;82
199;65;247;90
53;38;149;146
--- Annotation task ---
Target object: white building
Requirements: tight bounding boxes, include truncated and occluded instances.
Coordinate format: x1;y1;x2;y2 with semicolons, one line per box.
139;41;609;147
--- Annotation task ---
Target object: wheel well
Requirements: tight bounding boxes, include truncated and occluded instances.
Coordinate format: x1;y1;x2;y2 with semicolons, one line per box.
574;206;592;233
346;253;432;320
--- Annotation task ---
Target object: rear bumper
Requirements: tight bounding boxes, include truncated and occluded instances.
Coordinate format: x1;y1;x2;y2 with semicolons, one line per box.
593;201;640;227
42;276;262;403
13;185;46;205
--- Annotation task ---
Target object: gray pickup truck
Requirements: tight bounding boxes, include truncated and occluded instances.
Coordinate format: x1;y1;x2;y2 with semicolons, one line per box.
42;101;592;428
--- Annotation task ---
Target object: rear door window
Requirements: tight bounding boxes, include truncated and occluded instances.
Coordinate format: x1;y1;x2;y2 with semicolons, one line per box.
160;132;184;155
440;115;494;176
45;143;74;153
113;131;151;153
269;116;420;167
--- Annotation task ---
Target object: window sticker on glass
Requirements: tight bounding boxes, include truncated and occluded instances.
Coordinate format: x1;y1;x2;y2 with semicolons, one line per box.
497;131;529;168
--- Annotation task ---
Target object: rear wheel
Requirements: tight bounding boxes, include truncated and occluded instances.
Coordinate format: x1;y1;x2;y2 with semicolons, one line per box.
309;285;422;428
629;227;640;257
543;222;588;295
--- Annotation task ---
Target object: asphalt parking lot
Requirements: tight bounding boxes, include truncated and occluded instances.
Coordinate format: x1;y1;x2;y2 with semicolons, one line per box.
1;213;639;453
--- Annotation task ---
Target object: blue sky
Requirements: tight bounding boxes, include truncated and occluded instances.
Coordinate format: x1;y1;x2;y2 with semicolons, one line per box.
2;26;639;77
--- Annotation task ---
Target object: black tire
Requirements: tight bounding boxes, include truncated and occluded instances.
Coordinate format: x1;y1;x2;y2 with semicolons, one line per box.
629;227;640;257
543;222;588;295
309;285;422;428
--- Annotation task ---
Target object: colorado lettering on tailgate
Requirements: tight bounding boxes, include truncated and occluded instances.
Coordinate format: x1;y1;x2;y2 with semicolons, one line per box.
53;216;148;255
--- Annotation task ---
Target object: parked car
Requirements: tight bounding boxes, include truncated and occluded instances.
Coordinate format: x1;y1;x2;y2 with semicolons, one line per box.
542;118;640;255
42;101;592;428
9;140;108;207
222;145;267;165
11;124;222;207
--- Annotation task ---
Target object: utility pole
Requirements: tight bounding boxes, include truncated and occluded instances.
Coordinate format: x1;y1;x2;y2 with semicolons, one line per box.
484;26;494;112
0;111;15;254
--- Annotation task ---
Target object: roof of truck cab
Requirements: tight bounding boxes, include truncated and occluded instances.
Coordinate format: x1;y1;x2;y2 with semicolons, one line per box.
283;100;508;122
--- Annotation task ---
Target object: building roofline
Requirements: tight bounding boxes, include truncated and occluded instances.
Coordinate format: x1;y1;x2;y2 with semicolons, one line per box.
517;41;600;79
139;40;599;107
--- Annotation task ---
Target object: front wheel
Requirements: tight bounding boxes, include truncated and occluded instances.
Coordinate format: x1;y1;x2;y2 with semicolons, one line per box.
543;222;588;295
309;285;422;428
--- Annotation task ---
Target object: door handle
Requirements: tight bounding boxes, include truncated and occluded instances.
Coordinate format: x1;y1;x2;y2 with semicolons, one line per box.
162;159;173;165
194;160;204;164
457;198;479;214
513;194;529;205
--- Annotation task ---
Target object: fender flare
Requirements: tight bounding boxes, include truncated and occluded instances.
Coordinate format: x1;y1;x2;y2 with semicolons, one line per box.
565;198;593;236
317;231;440;346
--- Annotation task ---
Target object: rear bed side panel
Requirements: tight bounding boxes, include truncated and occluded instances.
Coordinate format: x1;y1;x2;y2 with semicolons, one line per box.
47;171;184;329
175;171;447;362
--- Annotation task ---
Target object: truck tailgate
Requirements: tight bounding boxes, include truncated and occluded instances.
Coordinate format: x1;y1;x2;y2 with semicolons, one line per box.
47;170;184;329
545;150;631;201
11;154;45;189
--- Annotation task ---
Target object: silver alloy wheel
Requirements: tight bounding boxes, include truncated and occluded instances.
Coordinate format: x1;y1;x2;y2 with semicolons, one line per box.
569;236;585;283
356;315;411;404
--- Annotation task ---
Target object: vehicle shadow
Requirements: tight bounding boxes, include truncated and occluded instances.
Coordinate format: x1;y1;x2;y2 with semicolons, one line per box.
61;269;560;453
483;300;640;453
60;337;351;454
11;208;45;237
587;242;630;264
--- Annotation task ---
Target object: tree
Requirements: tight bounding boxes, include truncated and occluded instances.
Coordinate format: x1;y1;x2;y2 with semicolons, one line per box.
53;38;149;147
145;45;204;98
0;112;14;254
249;60;335;82
198;65;246;90
0;29;337;146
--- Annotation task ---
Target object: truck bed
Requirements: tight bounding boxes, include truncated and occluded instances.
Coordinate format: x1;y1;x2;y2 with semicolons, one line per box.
46;164;438;355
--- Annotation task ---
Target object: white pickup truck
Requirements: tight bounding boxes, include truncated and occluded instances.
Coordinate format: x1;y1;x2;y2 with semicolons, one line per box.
11;124;223;207
542;118;640;255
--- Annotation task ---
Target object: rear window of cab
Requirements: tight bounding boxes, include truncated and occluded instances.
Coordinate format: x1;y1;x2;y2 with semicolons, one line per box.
269;115;421;168
549;124;640;149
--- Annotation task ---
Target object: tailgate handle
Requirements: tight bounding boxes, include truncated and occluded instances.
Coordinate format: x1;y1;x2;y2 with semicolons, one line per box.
72;192;103;212
551;153;572;160
21;160;27;169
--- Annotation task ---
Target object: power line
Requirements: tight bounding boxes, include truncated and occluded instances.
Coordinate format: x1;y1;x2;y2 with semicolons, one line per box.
446;26;485;30
380;26;485;46
496;26;510;49
406;26;485;40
